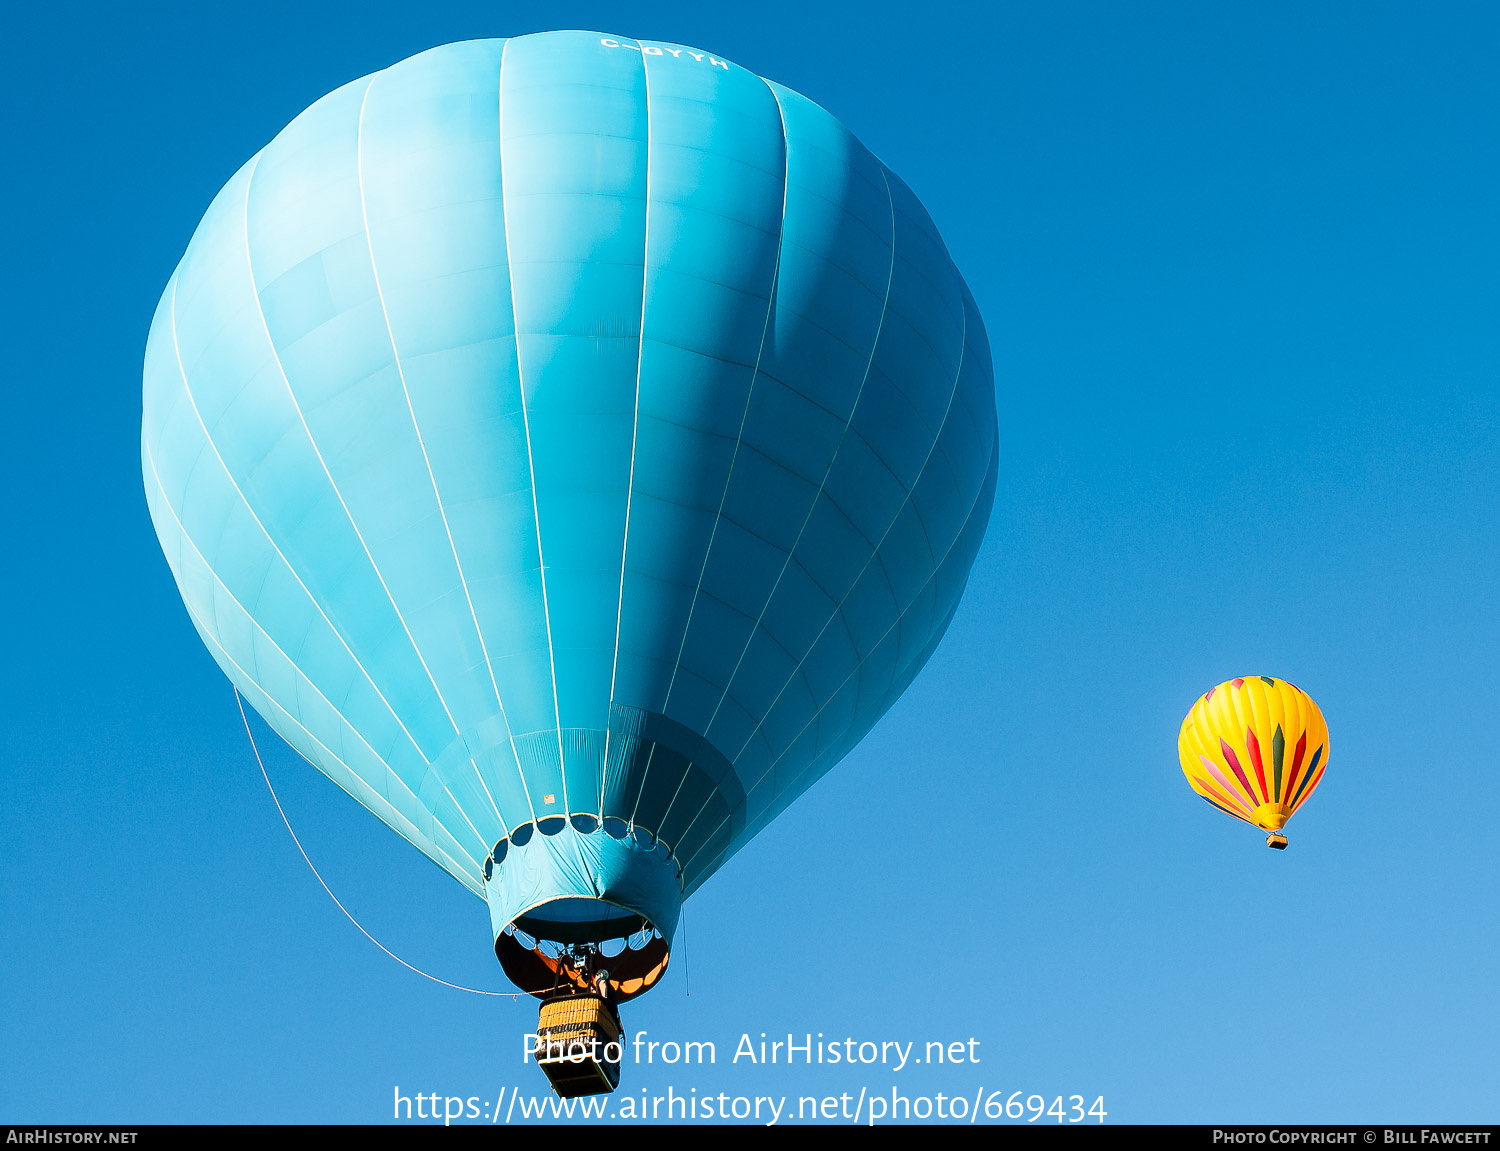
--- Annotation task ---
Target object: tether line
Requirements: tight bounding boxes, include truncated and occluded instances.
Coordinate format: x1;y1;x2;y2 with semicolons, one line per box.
234;688;521;998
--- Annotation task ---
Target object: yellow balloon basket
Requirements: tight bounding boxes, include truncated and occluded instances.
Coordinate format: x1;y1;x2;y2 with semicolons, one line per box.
535;995;623;1098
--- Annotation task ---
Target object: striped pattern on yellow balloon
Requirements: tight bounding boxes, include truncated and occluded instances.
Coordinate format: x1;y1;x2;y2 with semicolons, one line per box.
1178;677;1329;832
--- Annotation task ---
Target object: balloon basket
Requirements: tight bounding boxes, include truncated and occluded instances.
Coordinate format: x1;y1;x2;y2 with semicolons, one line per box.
536;994;623;1098
1266;833;1288;850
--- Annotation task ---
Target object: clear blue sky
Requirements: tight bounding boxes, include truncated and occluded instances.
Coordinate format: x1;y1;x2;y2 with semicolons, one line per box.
3;0;1497;1125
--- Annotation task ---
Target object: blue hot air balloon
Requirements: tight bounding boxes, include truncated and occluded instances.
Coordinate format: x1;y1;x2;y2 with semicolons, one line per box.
143;31;996;1082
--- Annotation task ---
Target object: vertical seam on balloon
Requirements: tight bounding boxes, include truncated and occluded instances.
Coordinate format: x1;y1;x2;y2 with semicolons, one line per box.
1245;728;1269;805
677;810;731;879
1189;748;1249;812
703;411;993;880
667;789;719;864
1282;690;1302;803
626;742;660;831
239;690;520;964
437;780;499;857
1272;725;1285;802
680;326;989;880
670;791;725;881
167;272;436;774
1290;745;1324;808
866;310;994;731
658;76;791;717
355;74;513;839
865;409;993;726
146;456;442;855
249;724;540;991
866;544;971;720
1236;682;1270;804
1281;730;1308;803
1291;760;1326;812
1263;684;1284;801
653;760;696;854
725;259;969;771
416;813;486;884
1194;755;1256;815
698;142;897;741
1197;781;1255;821
682;851;725;898
602;41;653;817
1189;711;1221;789
497;37;570;818
145;441;486;875
221;630;477;884
756;299;970;773
1218;739;1261;807
240;127;472;760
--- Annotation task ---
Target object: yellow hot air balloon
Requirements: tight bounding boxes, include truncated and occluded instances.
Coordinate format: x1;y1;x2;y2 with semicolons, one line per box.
1178;677;1329;849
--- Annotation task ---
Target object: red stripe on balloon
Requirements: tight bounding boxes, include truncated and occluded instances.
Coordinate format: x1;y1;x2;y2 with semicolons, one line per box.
1291;745;1324;809
1281;731;1308;802
1246;728;1268;802
1220;739;1260;806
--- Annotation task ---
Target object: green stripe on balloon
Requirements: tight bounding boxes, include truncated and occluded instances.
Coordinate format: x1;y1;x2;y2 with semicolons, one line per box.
1272;725;1285;801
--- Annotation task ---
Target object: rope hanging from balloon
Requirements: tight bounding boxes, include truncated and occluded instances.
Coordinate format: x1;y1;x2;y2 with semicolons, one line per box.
234;688;522;998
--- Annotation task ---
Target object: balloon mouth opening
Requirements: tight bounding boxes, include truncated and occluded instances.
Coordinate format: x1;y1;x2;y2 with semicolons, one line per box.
498;908;670;1002
513;896;653;945
1250;802;1291;832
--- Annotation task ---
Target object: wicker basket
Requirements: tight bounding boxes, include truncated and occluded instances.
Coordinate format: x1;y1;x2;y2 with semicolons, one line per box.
536;995;622;1097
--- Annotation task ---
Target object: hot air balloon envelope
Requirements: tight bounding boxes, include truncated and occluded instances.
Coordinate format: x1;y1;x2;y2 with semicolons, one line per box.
1179;677;1329;845
143;31;998;987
